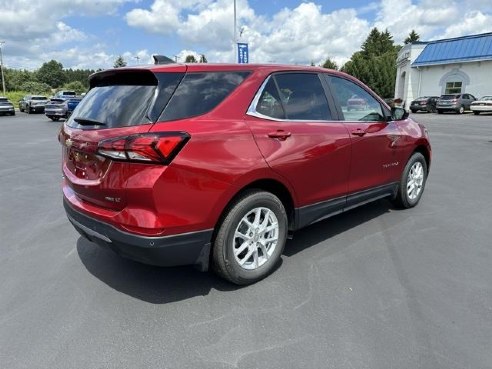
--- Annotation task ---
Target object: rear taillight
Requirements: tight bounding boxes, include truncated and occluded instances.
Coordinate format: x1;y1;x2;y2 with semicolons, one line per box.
98;132;190;164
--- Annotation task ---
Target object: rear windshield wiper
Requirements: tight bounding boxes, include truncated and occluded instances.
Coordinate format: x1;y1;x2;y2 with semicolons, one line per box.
73;117;106;126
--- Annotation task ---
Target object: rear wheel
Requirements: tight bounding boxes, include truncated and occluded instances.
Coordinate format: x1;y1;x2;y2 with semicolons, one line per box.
212;190;288;285
457;106;465;114
394;152;427;209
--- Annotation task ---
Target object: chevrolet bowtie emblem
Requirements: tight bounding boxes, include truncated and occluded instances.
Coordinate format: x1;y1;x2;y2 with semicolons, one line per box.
65;138;73;147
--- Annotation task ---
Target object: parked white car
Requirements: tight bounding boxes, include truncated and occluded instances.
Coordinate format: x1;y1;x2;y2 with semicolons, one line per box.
470;96;492;115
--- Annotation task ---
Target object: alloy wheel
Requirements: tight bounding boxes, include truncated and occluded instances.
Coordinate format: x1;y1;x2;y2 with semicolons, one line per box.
232;207;279;270
407;162;424;200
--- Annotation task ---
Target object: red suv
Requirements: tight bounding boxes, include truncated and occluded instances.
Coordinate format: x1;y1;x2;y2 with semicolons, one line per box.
60;63;431;285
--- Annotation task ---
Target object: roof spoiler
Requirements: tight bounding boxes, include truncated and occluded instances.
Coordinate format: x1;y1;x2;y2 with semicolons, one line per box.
152;55;175;65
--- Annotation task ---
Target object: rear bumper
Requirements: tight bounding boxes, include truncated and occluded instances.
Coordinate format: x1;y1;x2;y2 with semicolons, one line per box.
471;105;492;112
64;199;213;271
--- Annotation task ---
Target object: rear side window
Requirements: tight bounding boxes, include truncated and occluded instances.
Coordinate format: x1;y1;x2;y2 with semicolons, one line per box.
159;72;249;121
275;73;331;120
252;73;331;121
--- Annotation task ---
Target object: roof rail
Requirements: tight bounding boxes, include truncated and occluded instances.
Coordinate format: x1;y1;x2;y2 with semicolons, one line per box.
152;55;175;65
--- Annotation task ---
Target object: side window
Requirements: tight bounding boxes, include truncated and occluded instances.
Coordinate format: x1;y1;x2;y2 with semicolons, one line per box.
273;73;331;120
160;72;249;121
327;76;385;122
255;77;286;119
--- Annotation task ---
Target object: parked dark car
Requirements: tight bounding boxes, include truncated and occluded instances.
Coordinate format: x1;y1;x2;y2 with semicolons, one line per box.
470;95;492;115
19;95;49;113
60;64;431;285
410;96;439;113
0;97;15;116
45;97;82;121
436;93;476;114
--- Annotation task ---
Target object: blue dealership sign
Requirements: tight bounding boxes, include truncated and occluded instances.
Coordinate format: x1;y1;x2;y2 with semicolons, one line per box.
237;43;249;64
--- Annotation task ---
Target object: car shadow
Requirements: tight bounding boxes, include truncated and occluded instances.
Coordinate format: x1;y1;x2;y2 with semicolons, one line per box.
284;198;391;257
77;238;238;304
77;199;392;304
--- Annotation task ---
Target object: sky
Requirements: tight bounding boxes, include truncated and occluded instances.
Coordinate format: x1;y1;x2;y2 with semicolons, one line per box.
0;0;491;71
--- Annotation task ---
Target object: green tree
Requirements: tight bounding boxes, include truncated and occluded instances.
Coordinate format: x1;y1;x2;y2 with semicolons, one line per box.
36;60;66;88
19;81;51;94
4;68;34;91
404;30;420;44
185;55;197;63
61;81;86;95
361;28;395;58
64;68;94;89
113;56;127;68
199;54;208;63
342;28;400;98
322;58;338;70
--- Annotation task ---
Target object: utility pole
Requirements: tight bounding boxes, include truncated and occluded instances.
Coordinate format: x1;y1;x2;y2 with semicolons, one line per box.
134;56;140;65
0;41;6;95
233;0;237;62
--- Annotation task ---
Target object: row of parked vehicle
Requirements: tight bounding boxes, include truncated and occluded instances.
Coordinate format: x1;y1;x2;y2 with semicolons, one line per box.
17;91;83;120
409;94;492;115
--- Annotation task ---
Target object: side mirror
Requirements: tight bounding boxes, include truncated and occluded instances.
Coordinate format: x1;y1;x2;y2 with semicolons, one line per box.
391;107;409;121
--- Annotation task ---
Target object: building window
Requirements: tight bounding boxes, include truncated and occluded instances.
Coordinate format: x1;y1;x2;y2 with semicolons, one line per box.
445;81;462;94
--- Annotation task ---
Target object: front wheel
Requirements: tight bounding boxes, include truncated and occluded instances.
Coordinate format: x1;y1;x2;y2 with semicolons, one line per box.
473;111;480;115
457;106;465;114
212;190;288;285
437;109;443;114
393;152;428;209
411;109;417;114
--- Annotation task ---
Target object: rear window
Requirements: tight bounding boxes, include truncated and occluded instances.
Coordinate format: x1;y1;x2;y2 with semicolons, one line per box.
440;95;459;100
32;96;47;100
67;71;184;129
159;72;250;121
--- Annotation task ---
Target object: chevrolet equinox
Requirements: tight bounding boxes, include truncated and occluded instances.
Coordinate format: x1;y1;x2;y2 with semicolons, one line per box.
60;63;431;285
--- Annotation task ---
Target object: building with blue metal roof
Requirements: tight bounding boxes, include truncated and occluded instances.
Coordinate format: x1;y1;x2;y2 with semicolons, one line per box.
395;32;492;110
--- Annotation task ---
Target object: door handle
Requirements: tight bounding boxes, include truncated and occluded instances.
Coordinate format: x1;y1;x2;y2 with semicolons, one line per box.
268;130;292;140
351;128;366;137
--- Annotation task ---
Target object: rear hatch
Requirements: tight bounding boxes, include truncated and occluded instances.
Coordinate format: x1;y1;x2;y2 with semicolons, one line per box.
60;67;187;210
45;98;65;110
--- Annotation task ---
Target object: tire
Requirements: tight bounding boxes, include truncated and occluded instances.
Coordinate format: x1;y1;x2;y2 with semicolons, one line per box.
473;111;480;115
212;190;288;285
26;105;31;114
457;106;464;114
19;106;24;112
411;109;417;114
393;152;428;209
437;109;443;114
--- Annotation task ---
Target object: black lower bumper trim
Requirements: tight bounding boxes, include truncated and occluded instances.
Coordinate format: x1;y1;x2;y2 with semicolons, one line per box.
64;200;213;270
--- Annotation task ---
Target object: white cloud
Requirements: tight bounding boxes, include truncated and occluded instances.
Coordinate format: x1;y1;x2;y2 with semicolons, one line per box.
125;1;370;65
1;0;492;71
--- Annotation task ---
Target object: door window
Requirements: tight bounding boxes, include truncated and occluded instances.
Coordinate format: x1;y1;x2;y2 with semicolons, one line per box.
326;76;385;122
252;73;332;121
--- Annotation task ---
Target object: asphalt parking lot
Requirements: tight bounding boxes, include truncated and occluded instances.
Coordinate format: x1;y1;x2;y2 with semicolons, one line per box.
1;111;491;369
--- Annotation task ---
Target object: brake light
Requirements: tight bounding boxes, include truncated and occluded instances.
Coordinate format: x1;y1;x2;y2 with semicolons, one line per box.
98;132;190;164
